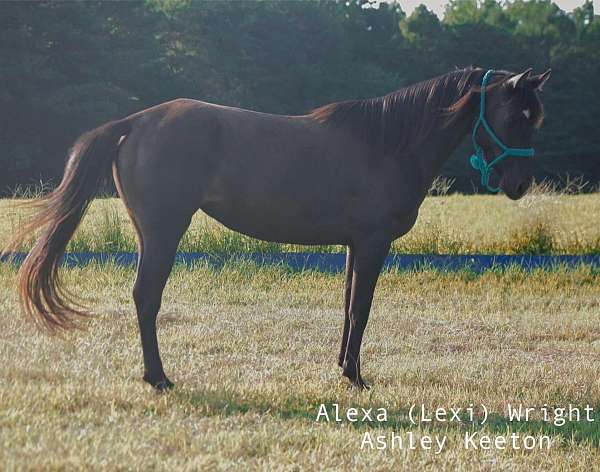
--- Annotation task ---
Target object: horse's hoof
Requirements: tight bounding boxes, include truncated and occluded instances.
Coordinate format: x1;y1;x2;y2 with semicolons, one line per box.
154;379;175;391
342;370;370;390
349;377;370;390
144;374;174;391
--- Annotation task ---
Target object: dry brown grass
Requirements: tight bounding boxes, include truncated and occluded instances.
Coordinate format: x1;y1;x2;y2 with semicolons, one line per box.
1;262;600;470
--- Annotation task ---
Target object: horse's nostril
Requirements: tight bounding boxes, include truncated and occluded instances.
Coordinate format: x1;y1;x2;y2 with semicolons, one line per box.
517;182;528;195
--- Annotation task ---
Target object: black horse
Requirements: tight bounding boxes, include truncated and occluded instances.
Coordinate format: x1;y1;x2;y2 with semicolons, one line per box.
6;67;550;390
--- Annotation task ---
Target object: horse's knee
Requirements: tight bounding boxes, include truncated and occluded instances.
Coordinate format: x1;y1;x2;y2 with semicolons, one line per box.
133;282;161;321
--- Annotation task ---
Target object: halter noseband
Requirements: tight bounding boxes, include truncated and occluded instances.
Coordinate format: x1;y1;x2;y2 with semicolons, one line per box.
469;69;534;193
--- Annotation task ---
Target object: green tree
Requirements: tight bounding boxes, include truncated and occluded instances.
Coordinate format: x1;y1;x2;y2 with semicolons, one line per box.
0;1;167;189
1;0;598;192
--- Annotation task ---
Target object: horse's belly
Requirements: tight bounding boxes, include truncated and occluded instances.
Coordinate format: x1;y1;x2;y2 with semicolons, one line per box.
199;194;349;245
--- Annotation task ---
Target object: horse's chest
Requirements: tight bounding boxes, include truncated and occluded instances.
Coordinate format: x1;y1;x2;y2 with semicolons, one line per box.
356;172;425;240
389;207;419;239
385;184;425;239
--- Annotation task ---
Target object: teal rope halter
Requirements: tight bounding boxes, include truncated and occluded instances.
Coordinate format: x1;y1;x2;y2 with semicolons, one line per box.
469;70;534;193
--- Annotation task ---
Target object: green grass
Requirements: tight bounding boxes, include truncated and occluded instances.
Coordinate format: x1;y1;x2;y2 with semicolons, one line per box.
1;263;600;469
1;190;600;255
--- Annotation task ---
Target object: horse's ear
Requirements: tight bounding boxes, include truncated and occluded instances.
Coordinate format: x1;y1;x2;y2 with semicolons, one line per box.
528;69;551;91
506;68;533;89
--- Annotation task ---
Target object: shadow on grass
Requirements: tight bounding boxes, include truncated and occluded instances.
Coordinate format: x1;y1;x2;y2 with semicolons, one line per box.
173;388;600;447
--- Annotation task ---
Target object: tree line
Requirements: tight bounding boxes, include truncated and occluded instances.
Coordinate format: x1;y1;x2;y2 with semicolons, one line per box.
1;0;599;194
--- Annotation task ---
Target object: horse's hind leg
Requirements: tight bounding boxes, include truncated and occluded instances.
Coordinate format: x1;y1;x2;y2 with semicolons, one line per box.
133;214;191;390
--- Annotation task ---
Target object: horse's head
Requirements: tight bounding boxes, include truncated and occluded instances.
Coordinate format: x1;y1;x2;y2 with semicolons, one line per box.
474;68;551;200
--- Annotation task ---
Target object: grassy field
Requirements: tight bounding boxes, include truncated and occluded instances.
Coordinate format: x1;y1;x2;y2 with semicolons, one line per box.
1;190;599;255
1;190;600;469
1;261;600;469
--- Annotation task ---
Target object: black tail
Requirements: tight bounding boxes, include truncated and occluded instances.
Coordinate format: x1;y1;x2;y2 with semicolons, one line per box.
4;118;132;331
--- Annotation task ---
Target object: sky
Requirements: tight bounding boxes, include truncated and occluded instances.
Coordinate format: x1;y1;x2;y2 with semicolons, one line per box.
401;0;598;17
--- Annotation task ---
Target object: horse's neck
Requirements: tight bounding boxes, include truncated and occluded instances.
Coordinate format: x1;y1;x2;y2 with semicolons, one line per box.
416;106;476;188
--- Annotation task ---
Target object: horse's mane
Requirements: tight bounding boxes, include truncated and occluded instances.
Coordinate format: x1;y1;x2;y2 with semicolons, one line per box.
310;67;508;156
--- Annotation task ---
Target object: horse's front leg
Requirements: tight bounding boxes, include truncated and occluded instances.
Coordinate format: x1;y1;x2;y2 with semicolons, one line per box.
341;234;391;389
338;245;354;368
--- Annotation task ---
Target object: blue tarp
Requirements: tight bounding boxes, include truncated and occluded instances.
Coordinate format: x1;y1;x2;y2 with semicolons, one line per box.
2;252;599;272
